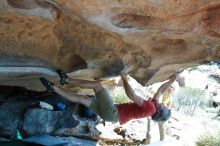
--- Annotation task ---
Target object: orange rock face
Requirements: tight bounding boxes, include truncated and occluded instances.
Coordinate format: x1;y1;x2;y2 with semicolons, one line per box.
0;0;219;90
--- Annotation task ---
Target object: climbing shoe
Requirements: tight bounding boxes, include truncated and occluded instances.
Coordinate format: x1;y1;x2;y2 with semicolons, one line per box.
57;69;68;86
39;78;54;93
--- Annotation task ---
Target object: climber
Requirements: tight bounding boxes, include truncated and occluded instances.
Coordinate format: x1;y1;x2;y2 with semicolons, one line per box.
151;85;174;109
40;71;177;125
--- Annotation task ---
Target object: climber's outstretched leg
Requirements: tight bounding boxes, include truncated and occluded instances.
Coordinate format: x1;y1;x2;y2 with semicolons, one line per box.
53;86;92;107
40;78;92;107
65;78;103;94
40;77;118;122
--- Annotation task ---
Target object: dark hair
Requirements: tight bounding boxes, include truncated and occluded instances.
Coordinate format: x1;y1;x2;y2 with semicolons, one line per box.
151;103;171;122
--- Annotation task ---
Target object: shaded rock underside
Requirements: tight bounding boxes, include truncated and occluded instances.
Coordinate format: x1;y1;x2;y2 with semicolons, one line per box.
0;0;219;91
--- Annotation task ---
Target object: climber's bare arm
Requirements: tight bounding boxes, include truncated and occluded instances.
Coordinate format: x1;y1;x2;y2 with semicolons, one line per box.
153;74;177;100
120;72;144;106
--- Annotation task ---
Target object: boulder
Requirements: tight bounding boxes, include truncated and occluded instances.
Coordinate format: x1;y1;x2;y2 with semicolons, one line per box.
23;108;64;135
0;101;31;139
0;0;219;91
0;96;101;140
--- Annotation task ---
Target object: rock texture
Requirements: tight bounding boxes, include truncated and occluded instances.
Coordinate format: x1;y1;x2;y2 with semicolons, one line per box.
0;93;100;140
0;0;220;90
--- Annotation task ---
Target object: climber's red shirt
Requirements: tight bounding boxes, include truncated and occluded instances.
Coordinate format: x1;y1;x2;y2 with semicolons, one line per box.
117;98;157;125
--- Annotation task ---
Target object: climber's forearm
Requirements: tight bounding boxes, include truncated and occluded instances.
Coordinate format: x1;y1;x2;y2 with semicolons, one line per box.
122;78;136;100
122;77;144;106
153;78;175;100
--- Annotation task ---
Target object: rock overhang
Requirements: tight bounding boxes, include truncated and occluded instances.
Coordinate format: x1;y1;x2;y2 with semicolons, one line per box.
0;0;220;91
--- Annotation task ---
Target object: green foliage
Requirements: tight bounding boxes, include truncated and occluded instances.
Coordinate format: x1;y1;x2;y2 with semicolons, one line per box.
196;132;220;146
209;74;220;84
217;108;220;117
188;66;201;72
110;90;130;104
173;87;206;116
